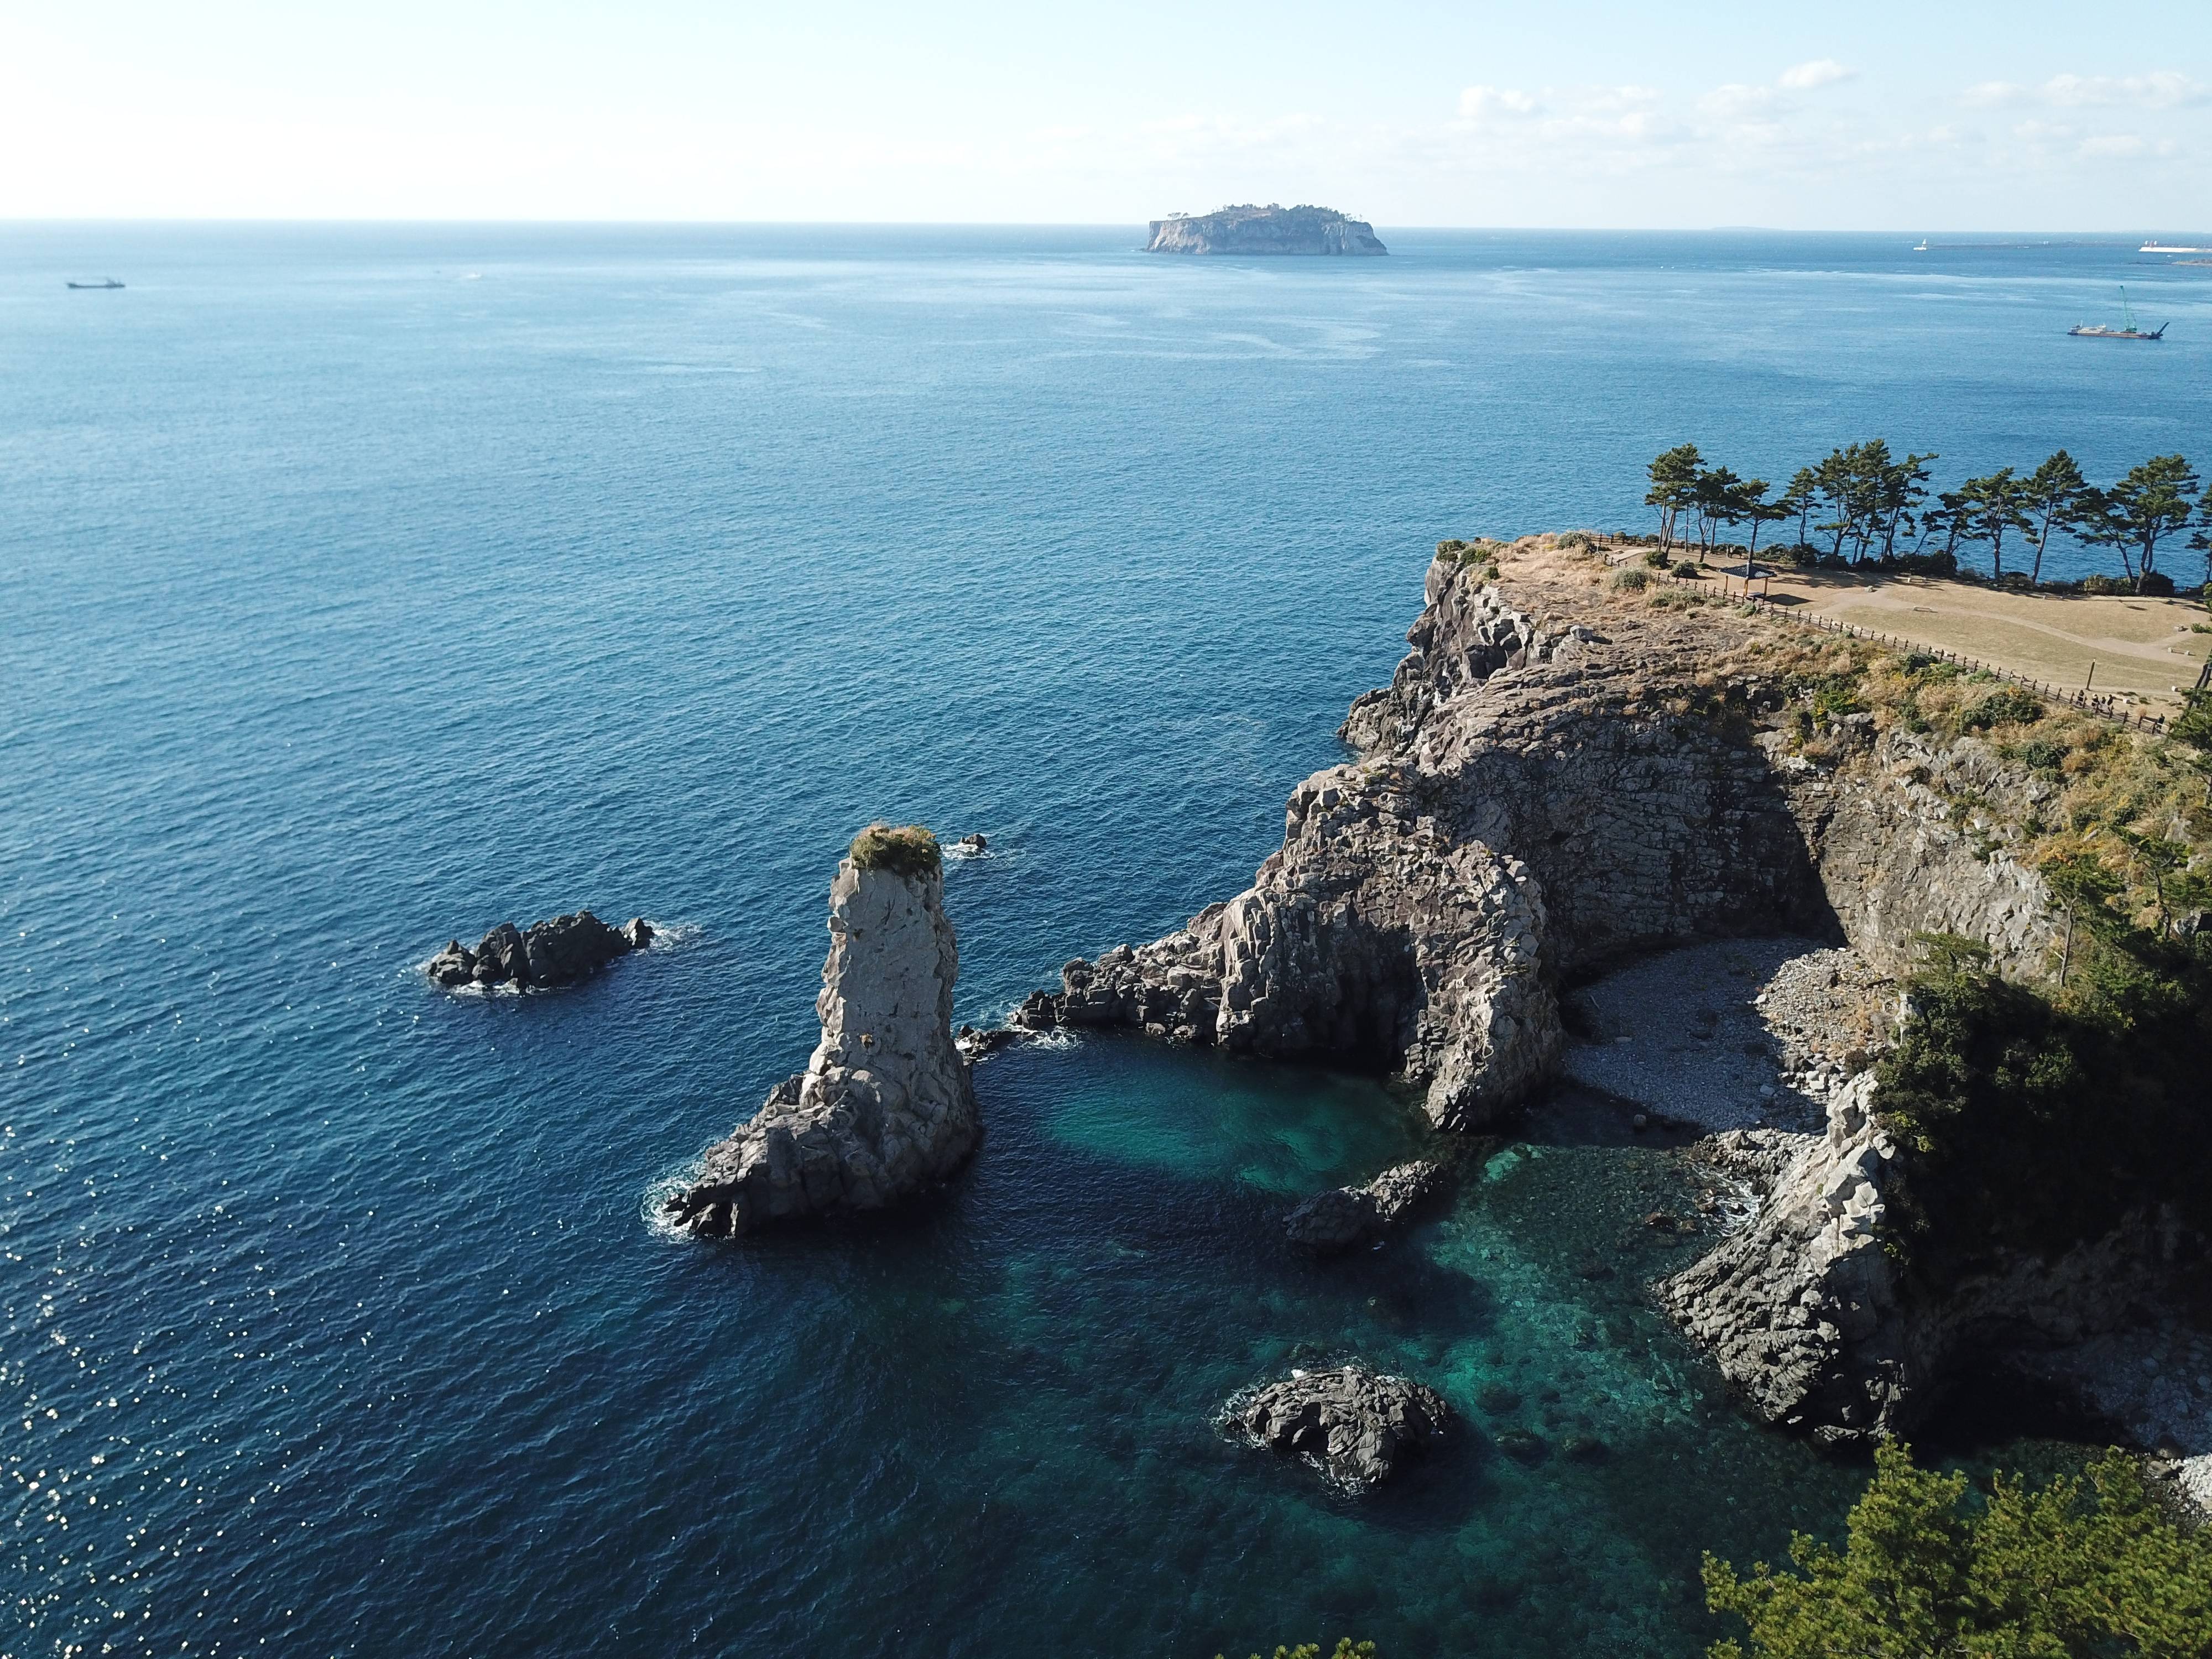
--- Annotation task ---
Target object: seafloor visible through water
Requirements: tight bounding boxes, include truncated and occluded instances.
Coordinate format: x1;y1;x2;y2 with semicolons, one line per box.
4;225;2199;1655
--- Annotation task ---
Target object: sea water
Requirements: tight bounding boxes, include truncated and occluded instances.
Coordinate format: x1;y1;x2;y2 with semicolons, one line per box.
3;225;2202;1656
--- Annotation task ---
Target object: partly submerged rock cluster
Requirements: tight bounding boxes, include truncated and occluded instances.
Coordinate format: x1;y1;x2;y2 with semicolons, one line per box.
664;828;980;1237
1221;1363;1452;1494
428;911;650;990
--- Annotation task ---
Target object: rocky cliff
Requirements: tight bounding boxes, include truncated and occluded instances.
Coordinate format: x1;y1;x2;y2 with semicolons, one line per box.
1146;205;1387;255
1662;1074;2190;1446
1015;542;2055;1131
665;832;979;1237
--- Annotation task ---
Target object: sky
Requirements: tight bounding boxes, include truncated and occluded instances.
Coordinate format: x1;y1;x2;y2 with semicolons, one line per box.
3;1;2209;227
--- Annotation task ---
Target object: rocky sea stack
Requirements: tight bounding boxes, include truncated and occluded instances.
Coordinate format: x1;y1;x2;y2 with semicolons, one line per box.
664;826;980;1237
427;910;650;990
1146;204;1387;256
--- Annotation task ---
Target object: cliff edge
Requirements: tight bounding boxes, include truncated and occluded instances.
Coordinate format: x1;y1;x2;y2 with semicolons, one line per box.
1146;205;1387;256
1016;540;2053;1133
665;828;979;1236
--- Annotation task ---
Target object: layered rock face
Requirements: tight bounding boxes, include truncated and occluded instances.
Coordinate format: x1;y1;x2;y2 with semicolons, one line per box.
1662;1075;2188;1445
427;911;650;990
664;852;979;1237
1222;1363;1452;1493
1146;205;1387;255
1014;549;2058;1133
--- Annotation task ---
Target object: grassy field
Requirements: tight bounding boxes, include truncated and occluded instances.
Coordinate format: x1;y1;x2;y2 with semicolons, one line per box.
1682;565;2211;714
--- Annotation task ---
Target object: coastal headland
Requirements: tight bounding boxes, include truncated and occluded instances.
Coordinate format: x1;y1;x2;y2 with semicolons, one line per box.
1009;531;2211;1499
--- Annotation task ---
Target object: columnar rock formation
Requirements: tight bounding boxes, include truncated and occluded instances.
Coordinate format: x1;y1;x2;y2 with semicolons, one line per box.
428;911;650;990
1015;546;2056;1133
664;832;979;1237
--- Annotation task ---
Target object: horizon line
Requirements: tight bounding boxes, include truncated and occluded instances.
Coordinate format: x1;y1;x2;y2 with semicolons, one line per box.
3;218;2206;238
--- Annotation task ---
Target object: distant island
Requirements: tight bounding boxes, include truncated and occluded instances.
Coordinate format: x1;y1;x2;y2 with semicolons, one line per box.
1145;204;1387;256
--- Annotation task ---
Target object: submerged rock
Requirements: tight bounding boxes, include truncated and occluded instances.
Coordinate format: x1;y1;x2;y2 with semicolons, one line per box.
663;829;979;1237
1221;1362;1451;1494
1284;1159;1450;1254
427;911;649;990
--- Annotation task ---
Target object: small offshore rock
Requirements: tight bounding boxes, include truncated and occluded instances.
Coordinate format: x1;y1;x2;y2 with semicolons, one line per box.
1221;1362;1452;1494
1284;1159;1449;1254
953;1023;1020;1062
429;910;643;992
954;833;988;855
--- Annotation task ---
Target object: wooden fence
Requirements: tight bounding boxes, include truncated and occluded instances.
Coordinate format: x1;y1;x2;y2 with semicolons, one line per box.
1629;557;2176;736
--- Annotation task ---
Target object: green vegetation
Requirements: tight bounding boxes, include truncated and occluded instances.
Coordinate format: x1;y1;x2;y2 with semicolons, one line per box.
1647;442;2212;593
847;822;942;878
1875;930;2208;1259
1612;567;1650;593
1704;1443;2212;1658
1693;634;2212;1261
1215;1646;1374;1659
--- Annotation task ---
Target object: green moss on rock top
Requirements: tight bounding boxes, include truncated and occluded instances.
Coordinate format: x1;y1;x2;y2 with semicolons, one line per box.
848;823;942;879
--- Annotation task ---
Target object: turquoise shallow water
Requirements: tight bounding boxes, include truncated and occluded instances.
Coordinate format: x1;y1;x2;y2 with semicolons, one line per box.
2;225;2195;1656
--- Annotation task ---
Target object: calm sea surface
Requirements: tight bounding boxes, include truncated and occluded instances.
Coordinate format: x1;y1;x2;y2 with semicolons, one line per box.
3;225;2204;1657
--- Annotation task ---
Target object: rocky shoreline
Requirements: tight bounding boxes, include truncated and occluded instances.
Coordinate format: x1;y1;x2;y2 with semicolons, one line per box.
997;534;2201;1479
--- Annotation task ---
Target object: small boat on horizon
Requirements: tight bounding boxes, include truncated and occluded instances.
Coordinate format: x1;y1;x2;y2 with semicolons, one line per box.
2070;285;2167;340
2141;242;2205;254
66;278;124;290
1911;239;1929;252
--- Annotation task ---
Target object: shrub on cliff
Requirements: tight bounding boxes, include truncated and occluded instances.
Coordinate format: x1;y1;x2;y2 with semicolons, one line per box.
1704;1442;2212;1659
1216;1644;1374;1659
1613;568;1650;592
848;823;942;878
1875;926;2210;1260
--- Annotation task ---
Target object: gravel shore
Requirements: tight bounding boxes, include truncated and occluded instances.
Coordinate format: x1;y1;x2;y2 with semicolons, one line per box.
1559;937;1897;1133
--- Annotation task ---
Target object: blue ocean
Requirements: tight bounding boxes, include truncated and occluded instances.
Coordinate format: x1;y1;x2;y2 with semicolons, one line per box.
3;225;2205;1657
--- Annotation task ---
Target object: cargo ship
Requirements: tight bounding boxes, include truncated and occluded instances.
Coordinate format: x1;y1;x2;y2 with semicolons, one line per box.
66;278;124;290
2069;287;2167;340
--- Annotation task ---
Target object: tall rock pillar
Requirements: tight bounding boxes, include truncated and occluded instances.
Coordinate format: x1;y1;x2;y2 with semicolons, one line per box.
665;827;980;1237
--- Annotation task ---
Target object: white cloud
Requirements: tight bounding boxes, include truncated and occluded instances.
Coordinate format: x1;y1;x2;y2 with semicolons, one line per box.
2046;72;2203;108
1967;72;2204;109
1457;85;1539;121
1700;82;1776;119
1778;60;1853;92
